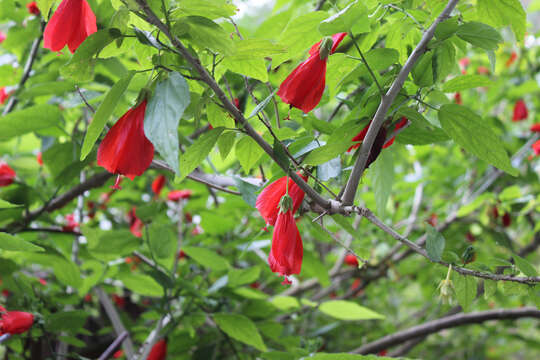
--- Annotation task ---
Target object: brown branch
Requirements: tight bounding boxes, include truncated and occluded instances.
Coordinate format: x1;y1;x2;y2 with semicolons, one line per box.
350;307;540;354
341;0;459;205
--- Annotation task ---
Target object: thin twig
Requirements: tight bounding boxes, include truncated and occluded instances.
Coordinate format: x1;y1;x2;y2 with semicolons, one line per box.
97;331;128;360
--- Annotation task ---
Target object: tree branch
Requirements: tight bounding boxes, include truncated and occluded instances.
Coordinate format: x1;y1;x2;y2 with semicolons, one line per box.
341;0;459;205
350;307;540;354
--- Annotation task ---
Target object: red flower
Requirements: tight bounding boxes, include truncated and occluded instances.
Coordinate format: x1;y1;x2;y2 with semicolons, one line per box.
477;66;489;75
84;293;92;302
113;349;124;358
268;209;303;284
0;31;6;44
348;122;370;152
0;87;10;104
128;208;143;237
233;98;240;108
148;339;167;360
167;189;192;201
377;350;388;356
36;152;43;166
427;213;438;227
505;51;517;67
62;213;79;232
383;117;408;149
458;57;469;74
43;0;97;53
151;175;166;196
344;254;359;267
0;310;34;335
466;232;476;243
112;294;125;308
512;99;528;121
177;250;186;260
531;123;540;133
26;2;40;15
491;206;499;219
256;174;307;226
97;100;154;186
191;225;203;235
249;282;260;289
0;163;16;187
533;140;540;156
277;33;347;113
454;92;462;105
502;212;511;227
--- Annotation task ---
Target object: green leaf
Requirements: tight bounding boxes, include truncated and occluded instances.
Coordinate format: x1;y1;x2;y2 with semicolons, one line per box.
302;252;331;287
228;267;261;287
248;89;278;119
434;17;459;40
369;148;393;217
433;40;456;82
53;258;82;289
0;199;21;209
442;75;492;93
0;232;44;252
173;0;237;20
179;127;223;181
308;354;400;360
20;81;76;99
61;29;122;82
147;223;176;259
183;246;230;271
456;22;503;51
89;230;140;260
217;131;237;159
233;177;260;208
120;273;164;297
0;105;62;141
47;311;89;333
213;313;267;351
484;279;497;300
235;135;264;172
513;255;538;277
411;52;435;87
425;226;446;262
438;104;517;176
207;101;234;129
319;300;384;321
454;273;476;311
303;142;348;166
180;16;235;55
477;0;526;42
222;40;285;82
396;107;450;145
80;71;135;160
36;0;55;19
145;71;191;176
319;1;369;35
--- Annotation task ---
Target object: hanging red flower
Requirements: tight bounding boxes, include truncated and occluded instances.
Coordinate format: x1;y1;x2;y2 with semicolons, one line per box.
61;213;79;232
43;0;97;53
0;309;34;335
148;339;167;360
505;51;517;67
530;123;540;132
26;2;40;15
501;212;511;227
344;254;359;267
277;32;347;113
268;206;303;284
256;173;307;226
454;92;462;105
151;175;166;196
128;208;143;238
533;140;540;156
97;100;154;187
36;152;43;166
383;117;408;149
0;162;16;187
348;122;370;152
512;99;528;121
167;189;192;201
0;87;11;104
0;31;6;44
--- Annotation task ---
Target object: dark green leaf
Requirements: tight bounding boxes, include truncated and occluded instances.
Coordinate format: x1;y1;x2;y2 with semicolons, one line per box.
513;255;538;277
233;177;260;208
411;52;435;87
145;72;191;176
435;17;459;40
0;232;44;252
426;227;446;262
0;105;62;140
147;223;176;259
179;127;224;181
248;89;278;119
454;273;476;311
213;313;267;351
47;311;89;333
456;22;503;51
319;1;369;35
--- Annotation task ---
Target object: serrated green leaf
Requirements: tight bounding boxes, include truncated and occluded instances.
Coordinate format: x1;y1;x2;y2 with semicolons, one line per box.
438;104;517;176
454;273;476;311
456;22;502;51
81;71;135;160
235;135;264;172
217;130;237;159
412;52;435;87
207;101;234;129
426;226;446;262
477;0;526;42
145;72;191;175
303;142;348;166
442;75;492;93
513;255;538;277
213;313;267;351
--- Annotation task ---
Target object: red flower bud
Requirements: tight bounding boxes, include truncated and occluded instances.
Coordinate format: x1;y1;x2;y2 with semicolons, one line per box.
128;208;143;238
113;349;124;358
502;212;511;227
26;1;40;15
505;51;517;67
533;140;540;156
43;0;97;53
0;162;16;187
454;92;462;105
151;175;166;196
0;87;10;104
530;123;540;133
36;152;43;166
512;99;528;121
427;213;438;227
344;254;359;267
167;189;193;201
268;209;303;284
0;31;6;44
148;339;167;360
0;310;34;335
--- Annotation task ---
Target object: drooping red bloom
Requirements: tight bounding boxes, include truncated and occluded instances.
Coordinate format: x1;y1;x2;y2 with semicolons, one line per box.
177;250;186;260
148;339;167;360
347;122;387;167
97;100;154;185
112;294;125;308
477;66;489;75
43;0;97;53
530;123;540;133
36;152;43;166
383;117;408;149
113;349;124;358
512;99;528;121
38;278;47;286
0;31;6;44
427;213;438;227
128;208;143;238
84;293;92;302
256;173;307;226
268;209;303;284
0;87;10;104
168;189;192;201
377;350;388;356
62;213;79;232
454;92;462;105
233;98;240;108
348;122;370;152
0;310;34;335
502;212;511;227
26;2;40;15
344;254;359;267
151;175;166;196
0;163;16;187
277;32;347;113
505;51;517;67
533;140;540;156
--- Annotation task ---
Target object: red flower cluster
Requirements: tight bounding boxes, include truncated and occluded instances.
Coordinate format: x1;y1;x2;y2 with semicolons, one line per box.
43;0;97;53
0;162;16;187
26;1;40;15
168;189;192;201
257;174;307;284
0;306;34;335
97;100;154;188
512;99;528;121
277;33;347;113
